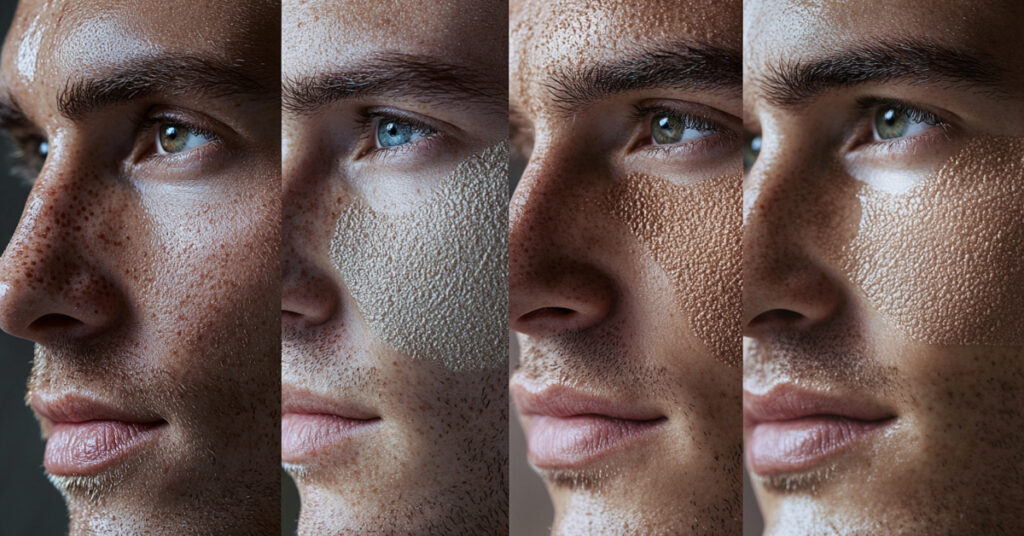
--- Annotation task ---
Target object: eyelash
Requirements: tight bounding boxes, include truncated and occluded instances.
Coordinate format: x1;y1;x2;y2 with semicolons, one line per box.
354;109;440;161
629;104;727;154
855;98;950;147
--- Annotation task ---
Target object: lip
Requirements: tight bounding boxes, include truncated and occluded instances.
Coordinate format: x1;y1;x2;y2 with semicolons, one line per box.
30;392;166;476
281;386;381;463
511;380;666;469
744;385;896;476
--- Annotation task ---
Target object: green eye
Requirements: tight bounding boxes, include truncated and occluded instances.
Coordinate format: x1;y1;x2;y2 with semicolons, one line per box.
744;133;761;172
872;105;938;141
650;113;715;145
157;123;214;154
376;118;432;148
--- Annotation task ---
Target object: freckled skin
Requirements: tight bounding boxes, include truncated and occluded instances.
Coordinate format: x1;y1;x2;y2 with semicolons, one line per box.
0;1;280;534
510;0;743;534
745;1;1024;533
281;0;508;534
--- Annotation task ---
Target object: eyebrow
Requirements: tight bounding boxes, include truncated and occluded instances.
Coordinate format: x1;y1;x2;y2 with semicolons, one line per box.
282;52;506;115
759;39;1008;107
545;42;742;114
57;55;272;119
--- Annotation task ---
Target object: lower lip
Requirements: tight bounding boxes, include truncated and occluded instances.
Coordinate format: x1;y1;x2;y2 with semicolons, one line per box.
44;421;165;475
281;413;379;463
746;416;891;475
526;415;665;468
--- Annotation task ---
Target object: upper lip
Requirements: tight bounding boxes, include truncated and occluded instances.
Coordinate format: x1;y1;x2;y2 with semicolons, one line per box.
511;379;664;421
282;385;379;421
29;391;164;425
743;385;895;426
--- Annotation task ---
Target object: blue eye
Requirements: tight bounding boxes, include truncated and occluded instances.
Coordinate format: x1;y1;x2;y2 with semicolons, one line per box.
375;118;432;148
157;123;215;154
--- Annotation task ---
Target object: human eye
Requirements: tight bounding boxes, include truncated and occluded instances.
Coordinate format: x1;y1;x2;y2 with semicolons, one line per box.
154;121;217;155
355;110;439;160
635;105;721;147
743;131;762;172
870;101;945;141
9;134;49;184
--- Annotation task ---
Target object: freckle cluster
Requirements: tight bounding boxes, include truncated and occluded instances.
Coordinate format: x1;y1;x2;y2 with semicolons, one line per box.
330;143;509;371
837;137;1024;345
602;172;743;367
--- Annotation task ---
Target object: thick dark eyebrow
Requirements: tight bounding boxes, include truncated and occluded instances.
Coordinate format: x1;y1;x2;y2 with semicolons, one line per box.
58;55;271;119
545;42;742;115
282;52;506;115
759;39;1007;107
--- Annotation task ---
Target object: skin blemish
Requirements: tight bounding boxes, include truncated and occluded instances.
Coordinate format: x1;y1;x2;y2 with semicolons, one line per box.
331;142;509;371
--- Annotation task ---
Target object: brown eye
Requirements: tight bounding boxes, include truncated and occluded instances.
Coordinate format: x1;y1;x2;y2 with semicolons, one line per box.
157;123;214;154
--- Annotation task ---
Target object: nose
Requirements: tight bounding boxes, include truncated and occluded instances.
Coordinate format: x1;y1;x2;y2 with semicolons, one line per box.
0;173;125;344
281;135;342;332
509;150;616;337
743;137;847;337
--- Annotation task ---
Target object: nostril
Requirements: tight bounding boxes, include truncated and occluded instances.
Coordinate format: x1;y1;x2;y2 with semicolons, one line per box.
29;313;83;331
519;307;576;324
749;309;805;328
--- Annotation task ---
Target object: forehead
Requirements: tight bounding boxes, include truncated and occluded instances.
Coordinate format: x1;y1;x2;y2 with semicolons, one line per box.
510;0;740;108
282;0;505;78
745;0;1024;74
1;0;273;95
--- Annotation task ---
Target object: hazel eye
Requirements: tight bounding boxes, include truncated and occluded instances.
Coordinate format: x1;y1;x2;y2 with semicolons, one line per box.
157;123;215;154
651;113;715;145
375;118;433;148
872;105;939;141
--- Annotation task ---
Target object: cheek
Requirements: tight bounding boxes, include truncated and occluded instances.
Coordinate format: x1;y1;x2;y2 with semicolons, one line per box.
332;143;509;371
602;172;743;367
840;137;1024;345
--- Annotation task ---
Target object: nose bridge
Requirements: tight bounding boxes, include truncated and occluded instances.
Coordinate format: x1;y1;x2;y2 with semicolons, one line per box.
0;153;125;340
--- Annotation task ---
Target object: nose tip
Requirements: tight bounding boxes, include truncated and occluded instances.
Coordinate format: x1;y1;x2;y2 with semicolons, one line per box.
281;262;340;331
509;265;615;337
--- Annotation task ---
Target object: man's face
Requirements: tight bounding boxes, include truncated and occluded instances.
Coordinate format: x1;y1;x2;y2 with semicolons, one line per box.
508;0;743;534
280;0;508;534
744;0;1024;533
0;0;280;533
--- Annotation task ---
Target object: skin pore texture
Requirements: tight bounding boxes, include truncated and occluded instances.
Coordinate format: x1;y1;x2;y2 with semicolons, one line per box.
510;0;742;534
0;0;280;535
332;143;509;371
281;0;508;534
745;1;1024;533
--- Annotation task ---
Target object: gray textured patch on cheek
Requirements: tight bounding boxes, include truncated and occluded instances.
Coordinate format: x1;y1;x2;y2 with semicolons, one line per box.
331;143;509;371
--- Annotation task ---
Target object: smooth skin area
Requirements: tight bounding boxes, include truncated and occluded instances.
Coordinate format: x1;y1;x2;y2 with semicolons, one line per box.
0;0;280;534
281;0;508;534
745;0;1024;534
509;0;743;534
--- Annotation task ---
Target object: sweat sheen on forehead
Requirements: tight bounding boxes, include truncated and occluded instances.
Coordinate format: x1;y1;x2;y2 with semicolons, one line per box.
837;137;1024;345
331;143;509;371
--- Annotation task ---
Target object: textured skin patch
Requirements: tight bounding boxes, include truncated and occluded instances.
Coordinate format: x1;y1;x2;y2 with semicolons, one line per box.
331;143;509;371
839;137;1024;345
603;172;742;367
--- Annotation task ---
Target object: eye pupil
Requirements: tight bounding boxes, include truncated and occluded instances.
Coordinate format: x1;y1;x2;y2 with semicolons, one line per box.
376;119;415;148
652;114;684;145
882;108;898;126
158;123;192;153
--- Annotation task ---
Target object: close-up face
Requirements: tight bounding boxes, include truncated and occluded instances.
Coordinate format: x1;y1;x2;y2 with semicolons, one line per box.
508;0;743;534
744;0;1024;533
0;0;280;534
280;0;508;534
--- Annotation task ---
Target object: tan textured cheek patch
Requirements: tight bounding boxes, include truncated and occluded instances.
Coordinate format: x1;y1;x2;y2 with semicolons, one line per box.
840;137;1024;345
330;143;509;371
602;172;743;367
